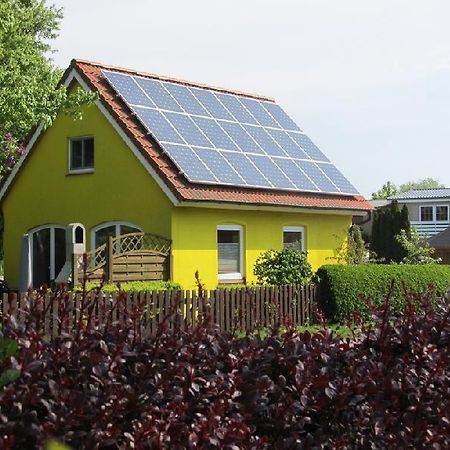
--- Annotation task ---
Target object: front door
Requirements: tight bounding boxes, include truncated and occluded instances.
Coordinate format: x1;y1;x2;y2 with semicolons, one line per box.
31;226;66;288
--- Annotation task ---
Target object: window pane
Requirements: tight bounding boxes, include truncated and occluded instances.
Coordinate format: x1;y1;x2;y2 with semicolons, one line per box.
84;138;94;168
70;140;83;169
120;225;140;235
420;207;433;221
218;230;240;274
283;231;303;251
95;225;116;248
32;228;51;287
436;206;448;221
54;228;66;279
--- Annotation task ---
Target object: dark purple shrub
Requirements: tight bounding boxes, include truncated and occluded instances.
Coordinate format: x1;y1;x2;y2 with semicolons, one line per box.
0;287;448;449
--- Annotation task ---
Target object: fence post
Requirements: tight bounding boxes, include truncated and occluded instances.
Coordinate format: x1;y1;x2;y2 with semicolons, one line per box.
72;253;79;287
107;236;114;283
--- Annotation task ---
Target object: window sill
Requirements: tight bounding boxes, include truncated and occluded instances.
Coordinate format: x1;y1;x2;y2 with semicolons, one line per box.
67;168;94;176
218;273;244;283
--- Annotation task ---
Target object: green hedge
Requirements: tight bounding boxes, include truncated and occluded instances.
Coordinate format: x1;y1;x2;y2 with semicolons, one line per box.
74;280;182;293
316;264;450;322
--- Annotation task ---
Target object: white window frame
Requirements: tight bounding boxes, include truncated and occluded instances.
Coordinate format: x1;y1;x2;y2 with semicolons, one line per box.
419;205;449;222
282;226;305;252
68;136;94;174
91;221;142;250
29;224;66;281
217;224;244;282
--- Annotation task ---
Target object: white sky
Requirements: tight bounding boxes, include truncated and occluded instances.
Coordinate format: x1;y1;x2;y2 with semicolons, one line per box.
50;0;450;197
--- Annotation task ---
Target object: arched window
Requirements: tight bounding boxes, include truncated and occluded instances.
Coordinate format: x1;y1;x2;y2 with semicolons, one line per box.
29;224;66;288
91;222;142;249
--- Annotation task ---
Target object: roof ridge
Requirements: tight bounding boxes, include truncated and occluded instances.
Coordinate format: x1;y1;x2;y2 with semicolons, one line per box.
72;58;275;102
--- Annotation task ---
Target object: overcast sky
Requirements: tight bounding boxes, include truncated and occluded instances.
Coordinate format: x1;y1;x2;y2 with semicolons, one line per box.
50;0;450;198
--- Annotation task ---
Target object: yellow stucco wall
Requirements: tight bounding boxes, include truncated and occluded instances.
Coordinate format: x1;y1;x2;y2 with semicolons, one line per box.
2;100;173;288
172;207;351;290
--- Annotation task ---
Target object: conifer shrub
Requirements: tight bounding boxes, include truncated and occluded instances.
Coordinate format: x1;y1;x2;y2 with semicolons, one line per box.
317;264;450;321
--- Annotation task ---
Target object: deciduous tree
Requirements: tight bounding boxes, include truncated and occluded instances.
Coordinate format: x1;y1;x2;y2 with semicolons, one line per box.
0;0;95;176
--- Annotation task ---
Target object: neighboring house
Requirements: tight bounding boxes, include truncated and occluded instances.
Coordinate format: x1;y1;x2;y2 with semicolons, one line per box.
428;227;450;264
0;59;370;291
390;189;450;237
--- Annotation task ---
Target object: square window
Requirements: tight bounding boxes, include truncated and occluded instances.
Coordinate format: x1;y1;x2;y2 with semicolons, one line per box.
69;137;94;172
436;206;448;221
217;226;243;281
420;206;433;222
283;226;305;252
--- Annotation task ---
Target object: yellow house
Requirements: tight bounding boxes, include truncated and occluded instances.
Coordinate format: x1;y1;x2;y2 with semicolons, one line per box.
0;60;370;291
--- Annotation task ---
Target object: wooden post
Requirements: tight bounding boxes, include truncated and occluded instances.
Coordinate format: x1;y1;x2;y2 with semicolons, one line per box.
72;253;79;287
107;236;114;283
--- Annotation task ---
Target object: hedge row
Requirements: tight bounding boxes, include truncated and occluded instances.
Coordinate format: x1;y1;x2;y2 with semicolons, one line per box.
316;264;450;321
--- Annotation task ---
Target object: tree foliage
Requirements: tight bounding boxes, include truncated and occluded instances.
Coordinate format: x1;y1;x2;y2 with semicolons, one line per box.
0;0;96;175
254;248;312;286
399;177;445;193
336;224;366;264
371;181;398;199
371;201;410;262
372;178;445;199
395;229;440;265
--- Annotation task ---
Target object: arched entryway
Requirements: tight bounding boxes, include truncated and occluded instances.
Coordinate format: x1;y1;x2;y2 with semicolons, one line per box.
30;225;66;287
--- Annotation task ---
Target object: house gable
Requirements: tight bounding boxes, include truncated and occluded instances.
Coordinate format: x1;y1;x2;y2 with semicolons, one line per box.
2;84;174;288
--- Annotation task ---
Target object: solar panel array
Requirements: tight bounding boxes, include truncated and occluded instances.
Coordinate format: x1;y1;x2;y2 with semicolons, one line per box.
102;69;359;195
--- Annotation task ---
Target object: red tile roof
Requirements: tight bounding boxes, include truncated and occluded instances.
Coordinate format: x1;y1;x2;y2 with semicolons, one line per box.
72;59;372;212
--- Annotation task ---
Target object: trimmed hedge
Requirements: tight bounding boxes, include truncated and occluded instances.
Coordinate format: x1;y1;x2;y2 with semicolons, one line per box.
316;264;450;321
74;280;182;293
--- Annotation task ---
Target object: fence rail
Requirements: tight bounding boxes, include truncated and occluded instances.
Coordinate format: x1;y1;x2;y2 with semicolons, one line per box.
1;284;317;338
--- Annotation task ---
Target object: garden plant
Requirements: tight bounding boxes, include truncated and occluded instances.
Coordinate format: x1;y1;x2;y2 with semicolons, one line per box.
0;283;448;448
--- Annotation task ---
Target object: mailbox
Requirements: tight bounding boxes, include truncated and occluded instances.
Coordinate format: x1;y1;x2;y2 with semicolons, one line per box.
66;223;86;255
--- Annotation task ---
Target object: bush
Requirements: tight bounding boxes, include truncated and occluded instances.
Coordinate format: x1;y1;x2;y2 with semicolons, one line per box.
316;264;450;321
254;248;312;286
0;289;448;448
74;280;182;293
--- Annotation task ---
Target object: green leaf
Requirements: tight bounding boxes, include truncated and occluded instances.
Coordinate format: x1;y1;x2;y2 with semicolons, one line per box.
0;368;20;388
0;338;18;361
45;440;72;450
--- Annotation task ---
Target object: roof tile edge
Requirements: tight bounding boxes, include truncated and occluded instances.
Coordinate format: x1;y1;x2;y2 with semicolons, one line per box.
72;58;274;102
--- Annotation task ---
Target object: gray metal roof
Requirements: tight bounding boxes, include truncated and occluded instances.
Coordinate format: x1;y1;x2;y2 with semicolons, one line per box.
390;188;450;200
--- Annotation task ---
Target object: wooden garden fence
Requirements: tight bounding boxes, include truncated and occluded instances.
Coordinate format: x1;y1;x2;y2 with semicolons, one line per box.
1;284;317;339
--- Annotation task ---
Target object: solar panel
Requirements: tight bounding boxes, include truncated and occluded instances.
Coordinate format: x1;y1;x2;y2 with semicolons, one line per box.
103;69;360;196
248;155;296;190
190;88;233;120
191;116;238;151
243;125;287;157
216;93;259;125
133;107;183;144
135;78;182;112
105;72;155;108
163;112;213;148
222;152;271;187
163;144;217;182
194;148;245;185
